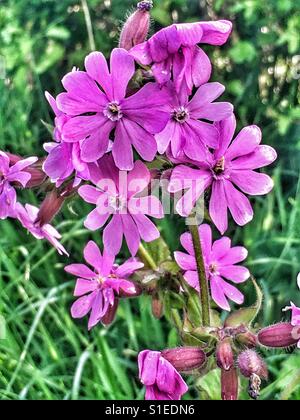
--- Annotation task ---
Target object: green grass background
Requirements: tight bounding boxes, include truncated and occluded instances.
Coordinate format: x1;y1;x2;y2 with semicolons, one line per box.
0;0;300;400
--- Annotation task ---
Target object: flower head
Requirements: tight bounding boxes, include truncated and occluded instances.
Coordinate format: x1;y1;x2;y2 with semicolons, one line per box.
169;115;277;233
16;203;68;256
78;156;164;256
283;276;300;348
56;48;170;170
0;152;38;220
65;241;143;330
175;223;250;311
138;350;188;400
130;20;232;94
156;82;233;160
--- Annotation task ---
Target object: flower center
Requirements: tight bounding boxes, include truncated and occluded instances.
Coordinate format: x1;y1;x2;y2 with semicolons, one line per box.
108;195;126;212
173;107;189;124
104;102;123;122
213;157;225;175
209;263;219;276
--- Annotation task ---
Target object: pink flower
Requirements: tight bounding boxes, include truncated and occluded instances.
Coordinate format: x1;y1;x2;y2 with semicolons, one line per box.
78;156;164;256
169;115;277;233
65;241;143;330
284;276;300;348
138;350;188;400
56;48;171;170
16;203;68;256
156;82;233;160
44;92;91;187
0;152;38;219
174;224;250;311
130;20;232;94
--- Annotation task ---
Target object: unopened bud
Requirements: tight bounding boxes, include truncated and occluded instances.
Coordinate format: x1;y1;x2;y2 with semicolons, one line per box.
258;322;299;348
151;293;164;319
102;299;119;326
236;331;258;348
119;1;153;50
216;339;234;371
221;368;239;401
36;190;65;226
238;350;268;380
119;282;142;298
162;347;206;373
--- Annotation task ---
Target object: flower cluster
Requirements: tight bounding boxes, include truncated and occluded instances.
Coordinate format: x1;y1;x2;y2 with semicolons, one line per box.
2;0;296;403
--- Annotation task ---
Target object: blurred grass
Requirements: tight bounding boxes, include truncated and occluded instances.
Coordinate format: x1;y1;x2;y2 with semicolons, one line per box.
0;0;300;400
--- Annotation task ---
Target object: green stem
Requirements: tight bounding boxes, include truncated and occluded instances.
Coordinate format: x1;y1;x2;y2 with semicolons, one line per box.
81;0;96;51
138;243;157;271
188;217;211;326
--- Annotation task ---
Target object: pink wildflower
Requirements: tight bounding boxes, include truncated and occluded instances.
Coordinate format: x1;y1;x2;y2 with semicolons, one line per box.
175;224;250;311
65;241;143;330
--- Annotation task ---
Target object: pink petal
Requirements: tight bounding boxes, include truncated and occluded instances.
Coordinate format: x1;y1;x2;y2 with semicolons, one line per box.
230;170;274;196
85;51;113;100
156;120;175;155
184;270;200;291
9;157;38;173
56;92;104;115
121;214;140;256
218;246;248;265
156;358;176;394
174;251;196;271
84;208;110;231
78;185;103;204
231;145;277;170
129;196;164;219
180;232;194;255
224;180;254;227
127;160;151;198
176;22;204;46
0;152;10;173
122;119;158;163
199;224;212;258
83;241;103;271
74;279;98;297
214;114;236;159
115;259;144;277
225;125;262;161
219;265;250;284
210;276;231;311
103;214;124;256
88;290;105;330
130;42;152;66
139;350;160;386
62;114;105;142
110;48;135;101
112;121;134;171
192;102;234;122
211;237;231;260
65;264;96;279
199;20;232;46
132;214;160;243
188;82;225;112
209;180;228;234
191;46;212;88
122;83;171;134
71;291;96;319
80;128;112;163
186;119;219;150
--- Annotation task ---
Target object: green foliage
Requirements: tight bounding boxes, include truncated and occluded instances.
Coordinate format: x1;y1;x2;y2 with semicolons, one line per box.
0;0;299;400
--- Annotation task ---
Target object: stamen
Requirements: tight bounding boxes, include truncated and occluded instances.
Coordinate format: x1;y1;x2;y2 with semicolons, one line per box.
213;157;225;175
172;106;189;124
104;102;123;122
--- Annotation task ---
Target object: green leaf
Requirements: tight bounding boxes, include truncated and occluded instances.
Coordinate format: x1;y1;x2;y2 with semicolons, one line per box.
225;278;263;327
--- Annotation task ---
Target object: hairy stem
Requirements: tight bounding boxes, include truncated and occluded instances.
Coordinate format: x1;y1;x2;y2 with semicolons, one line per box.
138;243;157;271
188;218;211;326
81;0;96;51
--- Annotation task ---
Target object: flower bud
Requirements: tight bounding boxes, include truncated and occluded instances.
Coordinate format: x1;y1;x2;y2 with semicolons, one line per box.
258;322;299;348
102;299;119;326
216;338;234;371
118;282;143;298
221;368;239;401
119;1;153;50
236;331;258;348
36;190;65;226
151;293;164;319
162;347;206;373
238;350;268;380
